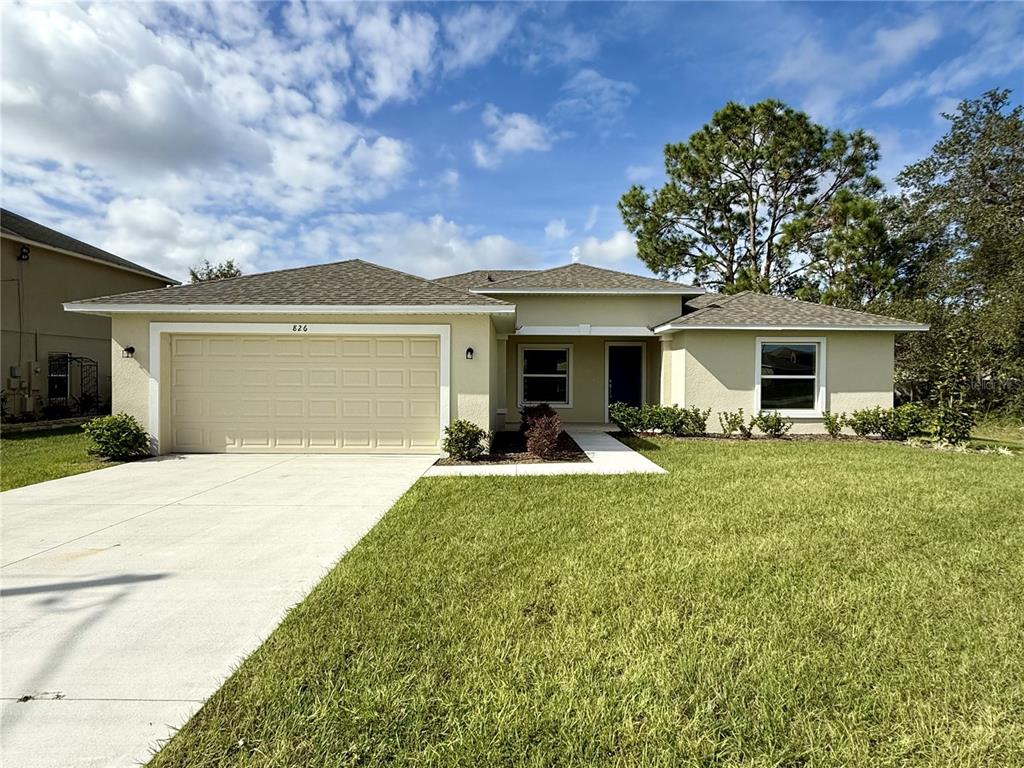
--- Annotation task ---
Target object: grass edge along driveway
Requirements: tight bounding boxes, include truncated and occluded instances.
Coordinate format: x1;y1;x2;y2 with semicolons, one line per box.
1;426;118;491
143;438;1022;766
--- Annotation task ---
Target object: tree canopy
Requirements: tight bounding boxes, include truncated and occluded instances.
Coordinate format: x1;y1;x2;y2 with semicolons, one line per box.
189;259;243;282
618;99;882;293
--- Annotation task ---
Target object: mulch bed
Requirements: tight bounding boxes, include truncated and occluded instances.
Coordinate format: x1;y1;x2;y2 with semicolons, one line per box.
436;430;590;465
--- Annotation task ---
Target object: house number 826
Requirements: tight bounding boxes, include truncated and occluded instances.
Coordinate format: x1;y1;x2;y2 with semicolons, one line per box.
292;324;308;332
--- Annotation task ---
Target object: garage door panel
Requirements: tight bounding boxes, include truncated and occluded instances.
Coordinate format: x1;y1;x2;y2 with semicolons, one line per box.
170;334;440;454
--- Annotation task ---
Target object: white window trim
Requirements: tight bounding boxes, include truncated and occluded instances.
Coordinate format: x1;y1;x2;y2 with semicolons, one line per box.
604;341;646;422
754;336;827;418
147;322;451;453
517;343;573;409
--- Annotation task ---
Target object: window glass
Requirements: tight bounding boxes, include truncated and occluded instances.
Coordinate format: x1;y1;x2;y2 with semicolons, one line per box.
523;348;568;375
760;378;816;410
523;376;568;404
760;343;816;376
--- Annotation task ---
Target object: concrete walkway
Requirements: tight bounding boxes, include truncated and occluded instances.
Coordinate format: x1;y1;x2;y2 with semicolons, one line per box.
0;453;436;768
424;428;666;477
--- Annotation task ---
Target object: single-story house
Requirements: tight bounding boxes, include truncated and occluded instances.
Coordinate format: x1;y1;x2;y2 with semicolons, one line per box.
1;208;176;417
64;259;927;453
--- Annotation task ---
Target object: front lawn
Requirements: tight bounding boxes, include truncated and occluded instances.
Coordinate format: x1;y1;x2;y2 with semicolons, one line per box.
151;440;1023;767
0;426;117;491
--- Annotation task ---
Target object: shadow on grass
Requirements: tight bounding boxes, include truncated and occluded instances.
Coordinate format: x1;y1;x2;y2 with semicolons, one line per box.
1;426;85;442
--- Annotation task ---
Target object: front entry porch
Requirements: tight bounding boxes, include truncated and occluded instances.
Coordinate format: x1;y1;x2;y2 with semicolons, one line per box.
494;334;661;428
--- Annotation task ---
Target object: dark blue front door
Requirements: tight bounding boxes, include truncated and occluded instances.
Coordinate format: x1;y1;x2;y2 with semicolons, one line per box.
608;344;643;410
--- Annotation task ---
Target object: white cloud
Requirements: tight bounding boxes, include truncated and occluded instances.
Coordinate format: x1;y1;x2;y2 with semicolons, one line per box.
553;68;636;129
473;104;553;169
770;12;944;122
584;205;599;232
440;168;460;188
545;218;571;240
442;5;518;73
296;213;537;278
349;6;438;112
626;165;657;183
873;5;1024;109
568;230;636;269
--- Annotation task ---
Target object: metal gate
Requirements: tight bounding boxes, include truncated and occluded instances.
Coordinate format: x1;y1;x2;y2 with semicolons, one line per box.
47;353;100;415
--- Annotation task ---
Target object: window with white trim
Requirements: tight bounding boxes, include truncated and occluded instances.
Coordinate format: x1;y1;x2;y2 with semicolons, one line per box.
756;339;823;414
519;345;572;407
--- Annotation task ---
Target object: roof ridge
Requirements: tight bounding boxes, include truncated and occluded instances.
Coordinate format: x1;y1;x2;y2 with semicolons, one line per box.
475;261;693;290
473;263;567;287
354;259;509;305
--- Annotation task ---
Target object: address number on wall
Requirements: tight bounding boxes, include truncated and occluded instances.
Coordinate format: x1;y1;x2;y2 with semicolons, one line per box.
291;324;309;332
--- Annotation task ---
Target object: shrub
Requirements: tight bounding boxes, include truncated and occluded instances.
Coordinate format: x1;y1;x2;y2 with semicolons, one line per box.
930;403;975;445
82;413;151;460
609;403;710;436
751;411;793;438
443;419;488;460
718;409;750;438
609;402;645;434
526;412;561;458
880;402;929;441
822;411;845;438
666;406;711;436
520;403;557;431
847;406;885;437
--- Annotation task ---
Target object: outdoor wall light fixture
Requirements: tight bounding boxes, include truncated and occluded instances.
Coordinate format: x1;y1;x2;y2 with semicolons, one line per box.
465;347;474;360
122;346;135;359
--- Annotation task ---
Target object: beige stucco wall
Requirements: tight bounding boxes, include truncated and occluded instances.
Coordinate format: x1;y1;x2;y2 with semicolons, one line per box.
109;312;495;452
502;334;660;425
662;329;895;434
1;236;169;412
508;294;684;329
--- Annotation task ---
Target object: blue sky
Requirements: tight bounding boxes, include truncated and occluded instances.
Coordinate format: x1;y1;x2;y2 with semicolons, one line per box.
2;2;1021;282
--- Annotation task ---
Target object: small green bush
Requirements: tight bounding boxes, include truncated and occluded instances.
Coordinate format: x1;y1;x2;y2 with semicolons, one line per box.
880;402;930;441
822;411;845;438
82;413;151;460
608;402;645;434
718;409;750;438
443;420;488;460
526;411;562;458
609;403;710;436
751;411;793;438
847;406;885;437
930;403;975;445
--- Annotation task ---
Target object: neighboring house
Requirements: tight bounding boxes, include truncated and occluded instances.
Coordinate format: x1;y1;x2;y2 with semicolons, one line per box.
63;259;927;454
1;209;175;418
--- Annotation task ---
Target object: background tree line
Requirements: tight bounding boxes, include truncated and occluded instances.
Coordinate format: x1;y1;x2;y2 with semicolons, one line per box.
620;89;1023;418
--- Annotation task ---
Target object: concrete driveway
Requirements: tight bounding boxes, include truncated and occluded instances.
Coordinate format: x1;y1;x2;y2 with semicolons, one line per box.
0;453;435;768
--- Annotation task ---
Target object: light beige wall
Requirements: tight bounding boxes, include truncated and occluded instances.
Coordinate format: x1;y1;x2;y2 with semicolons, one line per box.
502;334;660;426
509;294;684;328
109;312;494;451
663;329;895;434
1;237;169;411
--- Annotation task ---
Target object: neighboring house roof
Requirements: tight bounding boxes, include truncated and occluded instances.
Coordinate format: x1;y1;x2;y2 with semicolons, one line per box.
1;208;177;283
654;291;929;332
443;262;702;294
64;259;513;313
435;269;536;289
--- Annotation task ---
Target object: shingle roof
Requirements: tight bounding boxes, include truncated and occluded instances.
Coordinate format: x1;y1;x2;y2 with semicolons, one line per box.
1;208;176;283
435;269;537;289
68;259;511;308
657;291;928;330
446;262;701;294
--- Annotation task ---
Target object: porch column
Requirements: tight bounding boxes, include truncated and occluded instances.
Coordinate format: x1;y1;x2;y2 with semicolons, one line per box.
660;336;674;406
495;335;508;419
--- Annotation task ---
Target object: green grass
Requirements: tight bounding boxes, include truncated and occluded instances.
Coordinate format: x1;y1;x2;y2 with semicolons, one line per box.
151;440;1023;767
0;426;118;491
972;415;1024;449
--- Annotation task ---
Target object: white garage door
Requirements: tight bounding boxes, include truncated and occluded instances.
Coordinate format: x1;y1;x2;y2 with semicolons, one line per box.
169;334;441;453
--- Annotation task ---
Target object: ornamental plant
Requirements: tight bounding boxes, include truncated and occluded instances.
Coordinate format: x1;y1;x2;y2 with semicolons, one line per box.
526;412;562;459
442;420;488;461
751;411;793;438
82;413;151;460
718;409;750;438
